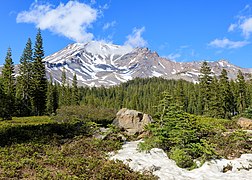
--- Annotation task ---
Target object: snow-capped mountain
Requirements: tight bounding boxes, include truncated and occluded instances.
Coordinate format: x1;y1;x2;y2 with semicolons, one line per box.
1;41;251;86
43;41;252;86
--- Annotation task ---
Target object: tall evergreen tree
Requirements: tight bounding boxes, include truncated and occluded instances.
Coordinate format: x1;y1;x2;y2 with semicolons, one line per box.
0;77;6;119
31;29;47;115
59;67;67;106
1;48;15;119
46;75;55;115
208;76;222;118
236;70;247;114
219;69;233;118
72;73;79;105
199;61;213;115
16;38;33;116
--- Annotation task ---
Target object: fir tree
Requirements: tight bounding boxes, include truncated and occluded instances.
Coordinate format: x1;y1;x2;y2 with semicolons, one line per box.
72;73;79;105
219;69;233;118
1;48;15;119
199;61;213;115
46;75;54;115
16;38;33;116
208;76;222;118
31;29;47;115
0;77;6;119
59;67;67;106
236;70;247;114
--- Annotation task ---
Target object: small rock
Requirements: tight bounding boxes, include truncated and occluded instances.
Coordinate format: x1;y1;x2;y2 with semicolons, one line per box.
237;117;252;129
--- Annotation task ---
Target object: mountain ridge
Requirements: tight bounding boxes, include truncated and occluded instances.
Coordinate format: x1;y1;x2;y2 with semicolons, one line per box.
1;41;252;86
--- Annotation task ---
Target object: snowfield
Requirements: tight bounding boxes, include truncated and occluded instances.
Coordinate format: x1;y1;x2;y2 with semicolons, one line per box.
110;140;252;180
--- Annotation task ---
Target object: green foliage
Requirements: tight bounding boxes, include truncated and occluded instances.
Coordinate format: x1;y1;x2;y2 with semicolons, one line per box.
53;105;117;126
0;118;156;179
0;119;94;147
16;38;33;117
72;73;80;105
46;75;58;115
219;69;233;119
211;129;252;159
236;70;247;114
243;107;252;119
140;93;224;169
31;29;47;116
199;61;213;115
169;147;195;169
1;47;15;120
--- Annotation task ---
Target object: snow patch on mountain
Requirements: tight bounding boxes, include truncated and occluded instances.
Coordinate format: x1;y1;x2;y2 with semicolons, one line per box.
40;41;252;87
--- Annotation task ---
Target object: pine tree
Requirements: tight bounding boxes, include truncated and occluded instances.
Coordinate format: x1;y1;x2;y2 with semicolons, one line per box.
0;77;6;119
16;38;33;116
199;61;213;115
1;48;15;119
59;67;67;107
219;69;233;118
230;79;237;115
208;76;222;118
236;70;247;114
46;75;54;115
52;83;59;113
72;73;79;105
31;29;47;115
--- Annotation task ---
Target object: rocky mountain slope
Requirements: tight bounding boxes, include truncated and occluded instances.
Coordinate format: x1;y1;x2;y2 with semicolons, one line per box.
43;41;252;86
1;41;252;86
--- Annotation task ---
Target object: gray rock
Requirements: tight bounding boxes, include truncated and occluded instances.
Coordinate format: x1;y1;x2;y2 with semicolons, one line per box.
113;108;153;135
237;117;252;130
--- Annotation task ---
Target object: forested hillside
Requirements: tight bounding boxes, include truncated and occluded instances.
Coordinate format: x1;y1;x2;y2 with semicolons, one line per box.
0;30;252;121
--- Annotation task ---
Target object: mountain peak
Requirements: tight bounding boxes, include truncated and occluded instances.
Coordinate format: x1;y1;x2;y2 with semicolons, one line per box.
84;41;133;56
43;42;252;87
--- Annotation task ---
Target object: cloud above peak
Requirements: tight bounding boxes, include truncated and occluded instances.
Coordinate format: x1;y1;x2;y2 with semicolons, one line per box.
227;5;252;39
124;27;148;48
17;1;98;43
208;38;249;49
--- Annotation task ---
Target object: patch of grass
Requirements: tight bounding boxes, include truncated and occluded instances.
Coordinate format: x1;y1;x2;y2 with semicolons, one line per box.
0;116;52;126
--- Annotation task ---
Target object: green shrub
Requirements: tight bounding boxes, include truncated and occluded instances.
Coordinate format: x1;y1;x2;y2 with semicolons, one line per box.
169;147;195;168
0;136;157;179
139;92;223;169
243;107;252;119
53;105;116;126
0;121;95;147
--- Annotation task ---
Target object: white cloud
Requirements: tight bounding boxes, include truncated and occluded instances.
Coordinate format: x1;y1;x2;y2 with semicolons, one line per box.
124;27;147;48
240;17;252;38
227;5;252;38
208;38;249;49
228;23;237;32
166;53;181;60
103;21;116;30
16;1;98;43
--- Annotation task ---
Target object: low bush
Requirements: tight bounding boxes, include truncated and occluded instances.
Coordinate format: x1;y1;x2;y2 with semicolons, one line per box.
0;121;95;147
53;105;117;126
0;136;156;179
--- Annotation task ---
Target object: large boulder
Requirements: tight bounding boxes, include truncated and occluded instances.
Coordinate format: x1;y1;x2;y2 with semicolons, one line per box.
113;108;153;135
237;117;252;129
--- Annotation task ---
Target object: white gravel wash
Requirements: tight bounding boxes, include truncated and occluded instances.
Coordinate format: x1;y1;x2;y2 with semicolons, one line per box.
109;140;252;180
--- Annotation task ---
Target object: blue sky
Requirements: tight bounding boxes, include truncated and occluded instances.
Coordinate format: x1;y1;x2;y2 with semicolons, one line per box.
1;0;252;68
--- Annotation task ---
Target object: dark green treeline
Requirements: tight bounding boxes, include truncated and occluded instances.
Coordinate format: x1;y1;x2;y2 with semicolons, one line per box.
1;32;252;119
78;63;252;119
